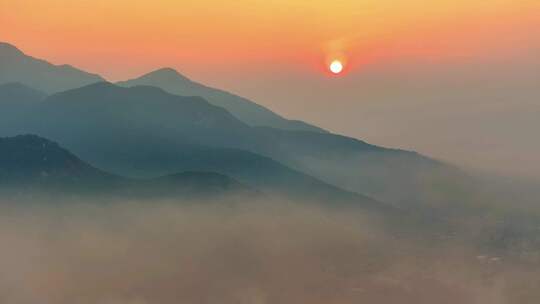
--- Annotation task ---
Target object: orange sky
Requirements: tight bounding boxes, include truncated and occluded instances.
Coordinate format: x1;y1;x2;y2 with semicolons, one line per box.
2;0;540;178
2;0;539;80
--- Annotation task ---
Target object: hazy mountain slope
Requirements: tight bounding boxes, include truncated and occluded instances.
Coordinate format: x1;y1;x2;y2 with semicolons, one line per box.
250;127;472;209
117;68;326;133
0;82;471;208
118;146;383;207
0;82;46;104
0;83;46;129
116;71;473;207
0;42;104;93
0;42;487;209
0;85;381;208
27;82;253;148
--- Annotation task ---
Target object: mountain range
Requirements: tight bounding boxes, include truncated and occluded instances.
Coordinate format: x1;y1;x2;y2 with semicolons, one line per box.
117;68;326;132
0;41;475;213
0;134;390;215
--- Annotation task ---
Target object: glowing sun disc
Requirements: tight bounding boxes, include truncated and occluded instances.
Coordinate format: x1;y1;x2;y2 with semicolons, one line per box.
329;60;343;74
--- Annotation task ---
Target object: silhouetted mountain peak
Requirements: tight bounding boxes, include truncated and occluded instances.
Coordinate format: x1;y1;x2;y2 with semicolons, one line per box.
141;67;193;83
0;42;105;93
0;42;24;56
118;68;327;133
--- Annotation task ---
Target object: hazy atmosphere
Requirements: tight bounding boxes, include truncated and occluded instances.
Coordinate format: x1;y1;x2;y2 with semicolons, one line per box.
3;0;540;179
1;1;539;303
2;199;540;304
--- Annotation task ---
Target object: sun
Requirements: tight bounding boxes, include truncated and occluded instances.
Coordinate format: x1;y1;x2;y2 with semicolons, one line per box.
329;60;343;74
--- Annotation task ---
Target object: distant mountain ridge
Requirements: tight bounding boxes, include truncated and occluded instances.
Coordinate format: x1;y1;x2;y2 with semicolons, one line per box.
117;68;326;133
0;81;464;210
0;41;325;133
0;42;104;93
0;134;387;213
0;42;473;210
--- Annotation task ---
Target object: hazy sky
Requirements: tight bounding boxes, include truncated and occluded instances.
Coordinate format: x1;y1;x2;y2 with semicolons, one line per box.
2;0;540;179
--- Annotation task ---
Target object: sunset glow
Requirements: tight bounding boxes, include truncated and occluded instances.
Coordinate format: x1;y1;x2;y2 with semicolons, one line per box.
2;1;540;302
2;0;539;80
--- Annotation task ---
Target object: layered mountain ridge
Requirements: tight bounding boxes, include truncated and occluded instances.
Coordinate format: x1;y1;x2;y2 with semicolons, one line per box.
0;41;473;211
0;42;104;93
118;68;327;133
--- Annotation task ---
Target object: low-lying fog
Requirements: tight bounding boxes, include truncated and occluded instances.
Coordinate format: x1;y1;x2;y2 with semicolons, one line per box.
1;197;539;304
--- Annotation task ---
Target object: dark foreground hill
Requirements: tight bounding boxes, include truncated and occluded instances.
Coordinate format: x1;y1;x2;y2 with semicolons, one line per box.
0;135;251;200
0;134;115;186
